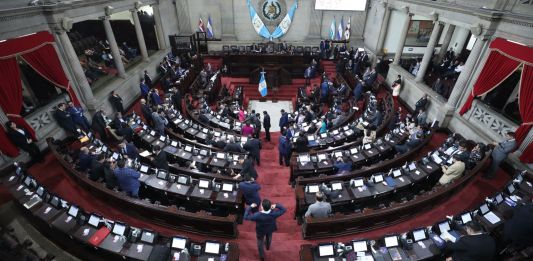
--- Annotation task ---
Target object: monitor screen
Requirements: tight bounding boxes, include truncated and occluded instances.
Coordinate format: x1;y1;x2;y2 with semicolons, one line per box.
332;130;339;135
320;133;327;138
171;237;187;249
392;169;402;177
352;179;364;187
308;135;315;141
149;130;156;136
374;175;384;183
139;165;149;173
199;180;210;189
350;148;358;154
184;146;193;152
68;205;79;217
318;154;327;161
299;155;310;162
241;137;248;143
202;128;208;133
157;171;168;180
112;223;126;236
102;146;108;152
141;231;155;244
217;153;225;159
88;215;100;227
50;196;60;208
384;236;399;247
408;162;416;171
177;176;188;184
507;184;516;194
159;136;166;142
479;204;490;215
222;183;233;192
232;155;239;161
24;177;32;187
334;152;343;158
331;182;342;191
205;241;220;254
214;132;221;137
318;244;334;257
308;185;319;193
413;229;426;241
171;141;178;147
495;193;504;204
363;144;371;150
438;221;450;232
200;150;208;156
352;240;367;252
36;186;44;197
461;213;472;224
112;152;119;160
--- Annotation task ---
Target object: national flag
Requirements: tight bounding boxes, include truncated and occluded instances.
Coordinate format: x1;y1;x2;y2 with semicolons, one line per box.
247;0;271;39
198;18;205;33
258;71;267;97
344;17;351;40
206;16;214;38
329;17;336;40
337;16;344;40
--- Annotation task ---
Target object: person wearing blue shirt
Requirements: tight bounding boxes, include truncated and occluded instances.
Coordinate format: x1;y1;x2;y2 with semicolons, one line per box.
304;66;312;86
149;89;162;105
371;109;383;128
320;79;329;104
334;157;352;173
239;176;261;208
118;140;139;160
244;199;287;260
279;109;289;130
353;82;363;102
139;79;149;98
278;132;292;166
113;159;141;198
67;101;90;131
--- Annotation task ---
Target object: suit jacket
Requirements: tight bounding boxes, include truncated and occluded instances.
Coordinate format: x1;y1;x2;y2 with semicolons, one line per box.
244;138;262;159
239;181;261;205
78;152;93;172
504;204;533;247
152;151;169;171
67;106;87;125
278;136;291;155
152;112;167;133
121;143;139;160
492;139;516;161
279;113;288;129
244;204;287;237
91;111;108;135
439;161;465;185
447;234;495;261
89;159;105;181
7;128;32;149
305;201;332;218
54;109;77;134
109;95;124;113
114;167;140;195
240;158;257;179
224;142;243;153
141;104;153;122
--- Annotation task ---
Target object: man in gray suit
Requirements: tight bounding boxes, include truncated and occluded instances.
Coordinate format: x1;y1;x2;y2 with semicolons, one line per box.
304;192;331;219
484;131;516;179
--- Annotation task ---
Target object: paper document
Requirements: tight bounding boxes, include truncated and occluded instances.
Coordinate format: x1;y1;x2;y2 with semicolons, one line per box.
139;151;152;157
484;212;501;224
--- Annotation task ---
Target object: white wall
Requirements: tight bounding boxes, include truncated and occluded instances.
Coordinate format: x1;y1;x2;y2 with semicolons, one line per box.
382;9;405;54
448;26;470;53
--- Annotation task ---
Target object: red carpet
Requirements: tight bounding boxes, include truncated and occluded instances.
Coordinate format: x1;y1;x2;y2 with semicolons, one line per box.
19;129;509;261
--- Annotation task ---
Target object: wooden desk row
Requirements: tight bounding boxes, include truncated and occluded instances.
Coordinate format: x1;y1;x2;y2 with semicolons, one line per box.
46;138;240;238
300;154;490;239
0;166;240;261
299;171;533;260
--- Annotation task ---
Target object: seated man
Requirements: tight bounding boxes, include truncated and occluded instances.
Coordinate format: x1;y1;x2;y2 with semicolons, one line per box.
150;145;169;171
394;133;423;154
304;192;332;219
444;221;495;261
112;112;133;142
334;157;352;173
438;154;465;185
77;147;93;172
113;159;141;198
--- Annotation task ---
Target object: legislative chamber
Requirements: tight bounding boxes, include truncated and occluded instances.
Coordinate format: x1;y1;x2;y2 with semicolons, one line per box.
0;0;532;261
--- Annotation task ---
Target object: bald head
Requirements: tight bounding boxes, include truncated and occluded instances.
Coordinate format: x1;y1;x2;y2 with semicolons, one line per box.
140;99;146;105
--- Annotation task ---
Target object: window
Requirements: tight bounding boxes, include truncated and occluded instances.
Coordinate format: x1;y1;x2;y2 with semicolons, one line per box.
482;69;522;124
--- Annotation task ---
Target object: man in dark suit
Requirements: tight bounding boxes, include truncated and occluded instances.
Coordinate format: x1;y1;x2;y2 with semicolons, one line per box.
244;136;262;166
244;199;287;260
371;108;383;128
109;90;124;114
118;140;139;160
91;108;109;141
415;94;429;115
67;102;90;132
150;145;169;171
484;131;516;179
112;112;133;142
504;198;533;248
114;159;141;198
143;70;152;86
238;157;258;180
279;109;289;130
444;221;495;261
395;133;423;154
263;111;271;142
224;137;244;153
5;121;42;163
54;103;78;135
239;176;261;209
140;99;153;126
278;132;291;166
170;88;182;112
89;153;106;181
77;147;93;172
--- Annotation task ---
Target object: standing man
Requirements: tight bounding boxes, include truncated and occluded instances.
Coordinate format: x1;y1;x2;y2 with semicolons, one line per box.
244;199;287;260
92;108;109;141
150;145;169;171
5;121;43;163
263;111;271;142
239;176;261;210
109;90;124;114
244;135;262;166
53;103;78;135
67;102;90;132
279;109;289;131
253;113;262;139
484;132;516;179
114;159;141;198
278;131;291;166
414;94;429;115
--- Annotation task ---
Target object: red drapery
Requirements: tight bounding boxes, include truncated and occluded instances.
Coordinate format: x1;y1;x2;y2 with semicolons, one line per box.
21;44;81;106
518;65;533;163
458;51;520;115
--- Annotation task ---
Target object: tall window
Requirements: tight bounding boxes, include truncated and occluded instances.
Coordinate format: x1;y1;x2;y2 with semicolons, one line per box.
482;68;522;124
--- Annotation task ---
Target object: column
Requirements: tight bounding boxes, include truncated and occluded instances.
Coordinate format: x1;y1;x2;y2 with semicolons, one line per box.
219;1;236;40
175;0;192;35
131;10;149;60
415;21;443;82
152;4;167;50
307;0;322;40
375;3;391;56
436;24;455;63
393;9;412;65
102;16;126;78
55;30;97;112
446;36;486;108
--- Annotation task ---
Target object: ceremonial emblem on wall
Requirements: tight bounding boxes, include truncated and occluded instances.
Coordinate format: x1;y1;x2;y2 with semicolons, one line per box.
247;0;297;40
261;0;285;23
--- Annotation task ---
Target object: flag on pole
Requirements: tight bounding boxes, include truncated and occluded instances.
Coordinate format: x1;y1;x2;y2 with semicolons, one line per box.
344;17;351;40
198;18;205;33
258;71;267;97
206;16;214;38
329;17;336;40
337;16;344;40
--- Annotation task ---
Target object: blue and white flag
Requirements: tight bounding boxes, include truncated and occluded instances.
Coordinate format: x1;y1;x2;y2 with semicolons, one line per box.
207;16;214;38
247;0;270;39
344;16;351;40
258;71;267;97
329;17;336;40
337;16;344;40
270;1;298;39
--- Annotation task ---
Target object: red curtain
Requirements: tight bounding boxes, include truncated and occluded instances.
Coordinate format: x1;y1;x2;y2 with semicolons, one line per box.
21;44;81;106
459;51;520;115
0;58;37;141
518;65;533;163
